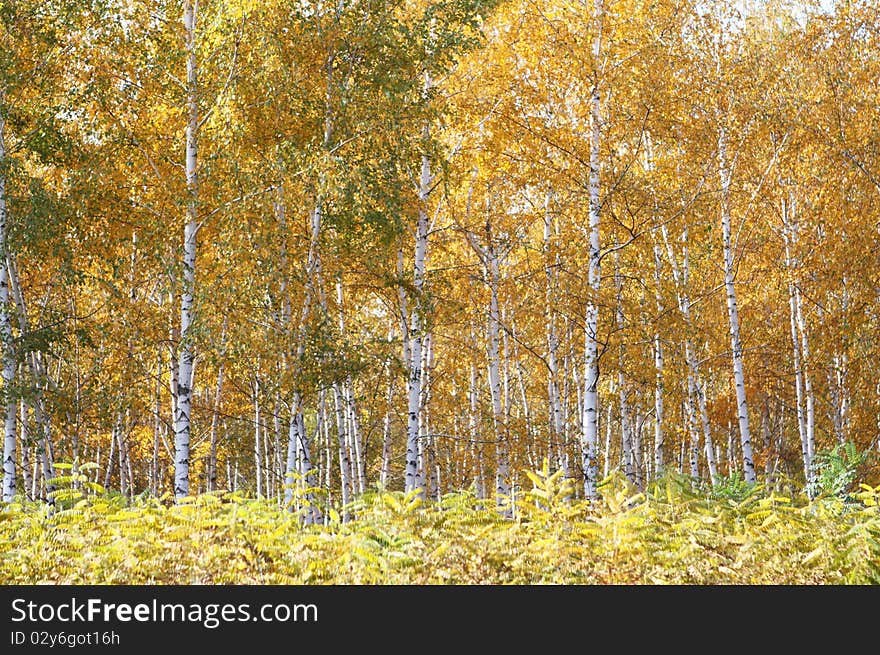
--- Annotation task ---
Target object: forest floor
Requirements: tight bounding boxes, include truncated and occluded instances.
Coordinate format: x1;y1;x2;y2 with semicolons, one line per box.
2;472;879;584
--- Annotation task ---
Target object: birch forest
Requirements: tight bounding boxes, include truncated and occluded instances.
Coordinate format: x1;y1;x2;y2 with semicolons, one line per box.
2;0;880;584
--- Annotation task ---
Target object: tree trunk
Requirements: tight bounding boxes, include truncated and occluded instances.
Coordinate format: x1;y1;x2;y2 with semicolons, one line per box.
718;123;756;483
404;118;430;497
174;0;200;500
152;351;162;495
207;319;226;492
380;327;394;489
1;111;18;503
485;244;510;516
253;376;262;498
103;419;116;491
614;251;635;486
581;0;604;499
544;191;563;472
333;383;352;519
420;332;437;500
469;360;484;499
282;203;320;518
20;400;31;500
652;243;665;476
784;216;809;485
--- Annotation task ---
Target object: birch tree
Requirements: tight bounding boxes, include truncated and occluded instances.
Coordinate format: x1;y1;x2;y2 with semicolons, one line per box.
173;0;199;500
580;0;604;498
0;107;16;502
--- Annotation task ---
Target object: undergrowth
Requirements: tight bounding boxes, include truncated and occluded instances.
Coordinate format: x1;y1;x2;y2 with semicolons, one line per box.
1;462;879;584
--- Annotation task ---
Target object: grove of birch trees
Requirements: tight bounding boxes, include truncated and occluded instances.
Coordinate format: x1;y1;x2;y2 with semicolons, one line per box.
2;0;879;516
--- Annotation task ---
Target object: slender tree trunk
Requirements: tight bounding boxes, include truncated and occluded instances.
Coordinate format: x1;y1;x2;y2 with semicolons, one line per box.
333;383;352;519
696;376;718;483
581;0;604;498
37;410;53;505
485;244;510;516
404;118;431;497
20;400;31;500
469;360;484;499
207;319;226;492
282;204;320;519
652;243;665;476
118;414;131;497
320;390;332;510
152;351;162;495
380;328;394;488
253;377;262;498
561;333;573;479
633;408;644;488
1;111;18;503
784;204;810;485
420;332;437;500
614;251;635;486
762;395;775;479
174;0;200;500
103;419;116;491
795;284;815;484
543;192;564;473
718;123;756;483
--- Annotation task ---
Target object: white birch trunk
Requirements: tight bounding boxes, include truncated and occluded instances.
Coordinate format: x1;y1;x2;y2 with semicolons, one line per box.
469;361;485;499
561;335;573;478
420;332;438;500
614;252;634;486
174;0;199;500
20;401;31;500
0;111;16;503
380;327;395;488
633;408;644;488
207;319;226;492
544;192;564;469
684;359;700;479
282;197;319;519
345;378;365;494
103;420;116;491
253;377;262;498
41;368;55;494
602;404;612;479
404;120;430;497
795;284;815;484
783;201;810;484
696;378;718;483
397;249;411;371
652;243;665;476
581;0;604;499
151;352;162;495
718;123;756;483
486;246;510;516
332;383;352;519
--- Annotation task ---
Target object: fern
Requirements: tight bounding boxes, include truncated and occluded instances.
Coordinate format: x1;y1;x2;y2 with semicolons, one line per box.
808;441;868;500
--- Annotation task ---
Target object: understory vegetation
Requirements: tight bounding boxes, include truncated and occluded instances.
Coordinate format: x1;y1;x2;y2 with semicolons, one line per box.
3;463;878;585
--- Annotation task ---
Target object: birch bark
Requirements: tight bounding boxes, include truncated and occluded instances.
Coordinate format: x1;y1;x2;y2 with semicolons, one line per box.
404;118;431;497
174;0;199;499
581;0;604;499
486;245;510;515
0;110;16;502
652;243;664;476
718;123;756;483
